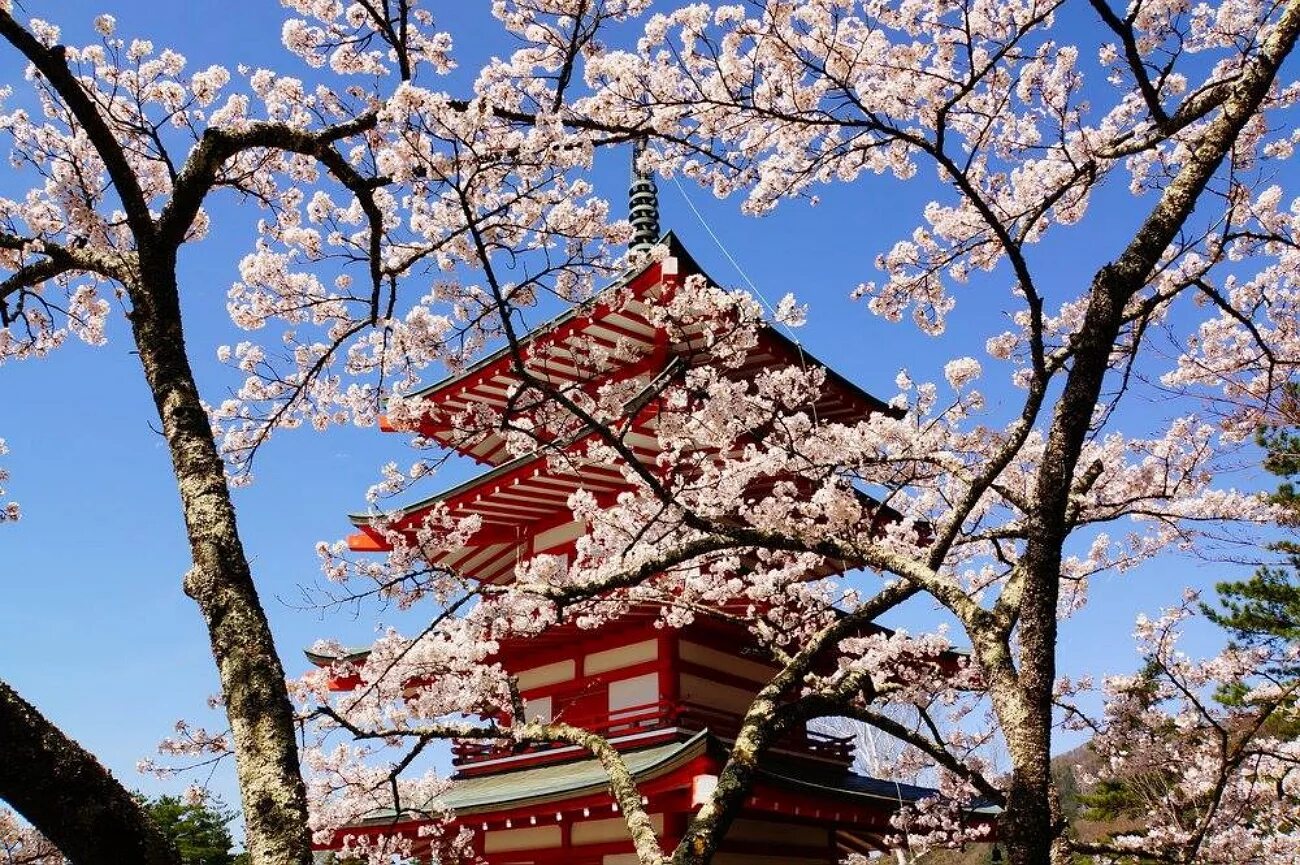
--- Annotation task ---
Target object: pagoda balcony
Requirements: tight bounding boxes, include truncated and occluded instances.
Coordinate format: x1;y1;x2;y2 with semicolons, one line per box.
450;699;855;775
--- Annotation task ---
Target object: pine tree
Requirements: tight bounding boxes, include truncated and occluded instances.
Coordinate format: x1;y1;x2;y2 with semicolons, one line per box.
1205;382;1300;662
139;796;238;865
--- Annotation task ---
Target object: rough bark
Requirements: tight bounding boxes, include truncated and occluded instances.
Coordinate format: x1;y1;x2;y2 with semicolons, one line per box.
994;4;1300;863
672;692;793;865
0;679;181;865
0;15;316;865
671;583;918;865
126;256;313;865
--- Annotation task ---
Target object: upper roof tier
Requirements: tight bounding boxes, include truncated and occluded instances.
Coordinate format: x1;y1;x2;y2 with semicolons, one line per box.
383;233;893;467
347;232;899;576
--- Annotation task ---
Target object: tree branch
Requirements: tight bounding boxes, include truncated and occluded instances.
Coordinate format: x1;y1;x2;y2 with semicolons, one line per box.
0;678;180;865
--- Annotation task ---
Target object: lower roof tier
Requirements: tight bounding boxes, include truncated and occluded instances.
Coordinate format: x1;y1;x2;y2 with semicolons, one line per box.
314;731;997;865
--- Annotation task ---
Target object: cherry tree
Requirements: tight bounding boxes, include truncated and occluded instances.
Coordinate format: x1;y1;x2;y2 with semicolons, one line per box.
289;2;1300;863
1060;594;1300;863
0;438;15;522
0;807;59;865
4;2;1300;865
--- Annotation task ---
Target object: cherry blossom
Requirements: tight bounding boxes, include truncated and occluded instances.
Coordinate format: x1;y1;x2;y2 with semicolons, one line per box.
1060;594;1300;863
4;1;1300;864
0;438;15;523
0;809;59;865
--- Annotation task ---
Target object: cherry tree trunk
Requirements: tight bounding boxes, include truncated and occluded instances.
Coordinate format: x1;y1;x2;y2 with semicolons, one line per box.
127;256;312;865
997;696;1057;865
996;7;1300;862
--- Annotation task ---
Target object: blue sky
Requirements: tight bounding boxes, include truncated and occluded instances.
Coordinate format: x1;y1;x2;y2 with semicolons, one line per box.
0;0;1284;818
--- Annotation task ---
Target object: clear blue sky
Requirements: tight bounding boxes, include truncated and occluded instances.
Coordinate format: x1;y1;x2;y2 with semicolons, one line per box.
0;0;1280;815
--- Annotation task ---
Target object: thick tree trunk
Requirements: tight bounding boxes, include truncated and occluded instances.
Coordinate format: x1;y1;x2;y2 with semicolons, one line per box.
990;6;1300;863
673;694;788;865
126;257;312;865
0;15;312;864
993;687;1056;865
0;679;181;865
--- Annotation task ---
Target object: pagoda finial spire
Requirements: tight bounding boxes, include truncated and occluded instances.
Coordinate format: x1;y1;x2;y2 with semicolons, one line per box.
629;137;660;254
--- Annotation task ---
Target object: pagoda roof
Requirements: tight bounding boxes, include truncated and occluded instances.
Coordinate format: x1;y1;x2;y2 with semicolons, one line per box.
757;752;936;806
443;731;707;815
304;645;370;668
348;436;627;528
348;730;939;826
346;372;672;578
405;233;692;403
352;731;710;824
345;229;908;586
390;232;896;467
351;358;679;528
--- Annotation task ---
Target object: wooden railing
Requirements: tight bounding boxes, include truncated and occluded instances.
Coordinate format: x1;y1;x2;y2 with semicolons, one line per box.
450;699;855;767
673;701;856;762
451;698;677;764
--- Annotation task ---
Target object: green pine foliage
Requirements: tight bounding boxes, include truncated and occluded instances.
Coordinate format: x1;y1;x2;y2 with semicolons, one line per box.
1204;384;1300;662
1207;562;1300;652
138;794;240;865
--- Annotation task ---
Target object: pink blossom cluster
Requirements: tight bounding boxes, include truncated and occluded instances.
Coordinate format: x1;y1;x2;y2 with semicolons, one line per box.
1060;593;1300;863
0;438;15;522
0;808;60;865
4;0;1300;860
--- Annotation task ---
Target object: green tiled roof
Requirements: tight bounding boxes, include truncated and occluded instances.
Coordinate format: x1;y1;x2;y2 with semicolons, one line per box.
758;756;934;806
357;731;709;824
303;646;370;667
444;732;708;815
352;730;959;830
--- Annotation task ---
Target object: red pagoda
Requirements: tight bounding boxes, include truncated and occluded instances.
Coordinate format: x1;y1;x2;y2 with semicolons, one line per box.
313;159;954;864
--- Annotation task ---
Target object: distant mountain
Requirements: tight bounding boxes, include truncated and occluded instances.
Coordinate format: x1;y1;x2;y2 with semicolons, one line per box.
915;740;1129;864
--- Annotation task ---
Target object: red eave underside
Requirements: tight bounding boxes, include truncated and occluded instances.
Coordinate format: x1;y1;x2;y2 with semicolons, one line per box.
391;261;671;467
347;414;658;581
378;242;892;468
